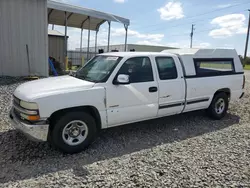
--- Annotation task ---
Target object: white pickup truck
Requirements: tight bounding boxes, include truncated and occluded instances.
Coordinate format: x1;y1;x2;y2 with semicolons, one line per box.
9;48;245;153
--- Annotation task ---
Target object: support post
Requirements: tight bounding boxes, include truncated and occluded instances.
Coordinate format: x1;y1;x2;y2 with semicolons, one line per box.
95;30;98;55
190;24;195;48
64;11;68;71
107;21;111;52
124;24;128;51
244;10;250;62
80;28;84;66
48;9;54;25
87;17;91;61
80;17;89;65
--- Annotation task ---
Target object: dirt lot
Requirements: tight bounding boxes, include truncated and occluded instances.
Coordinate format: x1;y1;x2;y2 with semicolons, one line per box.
0;74;249;188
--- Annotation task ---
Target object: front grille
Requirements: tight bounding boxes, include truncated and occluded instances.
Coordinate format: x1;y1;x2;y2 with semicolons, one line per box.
13;108;22;119
13;95;23;120
13;96;22;118
13;95;20;107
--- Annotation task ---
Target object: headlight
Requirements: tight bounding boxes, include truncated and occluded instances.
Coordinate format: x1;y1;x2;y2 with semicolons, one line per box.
14;100;40;121
20;100;38;110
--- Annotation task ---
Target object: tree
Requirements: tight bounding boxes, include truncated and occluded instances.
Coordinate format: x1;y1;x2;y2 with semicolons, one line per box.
239;55;250;66
244;56;250;65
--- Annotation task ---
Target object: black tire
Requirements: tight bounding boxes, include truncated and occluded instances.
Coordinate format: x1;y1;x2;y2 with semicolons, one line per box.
50;111;97;154
207;92;229;120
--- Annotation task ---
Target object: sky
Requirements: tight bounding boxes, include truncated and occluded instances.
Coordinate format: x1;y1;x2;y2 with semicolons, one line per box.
50;0;250;56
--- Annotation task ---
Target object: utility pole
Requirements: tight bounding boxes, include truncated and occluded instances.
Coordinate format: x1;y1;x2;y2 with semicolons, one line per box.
244;9;250;61
190;24;195;48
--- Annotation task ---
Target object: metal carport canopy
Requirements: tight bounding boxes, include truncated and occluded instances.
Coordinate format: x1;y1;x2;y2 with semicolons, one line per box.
47;0;130;68
47;0;130;30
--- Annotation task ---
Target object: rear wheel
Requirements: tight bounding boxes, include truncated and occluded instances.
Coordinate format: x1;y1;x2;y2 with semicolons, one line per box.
50;111;97;154
207;92;229;120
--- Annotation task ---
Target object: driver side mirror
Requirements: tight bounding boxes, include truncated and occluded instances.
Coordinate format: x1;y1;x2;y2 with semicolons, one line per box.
114;74;130;85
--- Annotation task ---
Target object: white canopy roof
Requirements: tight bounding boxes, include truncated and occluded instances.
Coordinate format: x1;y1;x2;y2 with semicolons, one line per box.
47;0;130;31
48;29;64;37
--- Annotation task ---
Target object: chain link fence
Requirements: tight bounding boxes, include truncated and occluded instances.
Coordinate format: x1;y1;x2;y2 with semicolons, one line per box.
68;50;96;66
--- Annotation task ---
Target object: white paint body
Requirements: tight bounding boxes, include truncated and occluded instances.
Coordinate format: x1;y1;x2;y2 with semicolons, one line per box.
13;49;244;130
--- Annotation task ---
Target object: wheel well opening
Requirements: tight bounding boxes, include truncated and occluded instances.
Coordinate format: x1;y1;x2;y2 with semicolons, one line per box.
214;88;231;99
48;106;102;132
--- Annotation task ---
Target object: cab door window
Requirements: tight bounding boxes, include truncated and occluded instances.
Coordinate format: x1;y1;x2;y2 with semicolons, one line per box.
117;57;154;83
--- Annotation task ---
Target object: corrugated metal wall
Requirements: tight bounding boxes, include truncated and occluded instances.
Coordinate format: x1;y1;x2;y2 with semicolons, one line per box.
0;0;48;77
48;35;64;65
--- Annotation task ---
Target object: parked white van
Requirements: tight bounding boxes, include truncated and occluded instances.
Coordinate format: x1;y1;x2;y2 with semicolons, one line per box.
9;48;245;153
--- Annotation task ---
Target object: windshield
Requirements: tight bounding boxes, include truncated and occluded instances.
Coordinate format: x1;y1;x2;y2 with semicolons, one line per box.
75;55;122;83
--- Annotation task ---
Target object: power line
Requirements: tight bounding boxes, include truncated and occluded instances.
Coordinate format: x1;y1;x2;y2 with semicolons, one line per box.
159;24;246;38
141;10;246;33
133;1;250;30
183;0;245;9
181;1;249;20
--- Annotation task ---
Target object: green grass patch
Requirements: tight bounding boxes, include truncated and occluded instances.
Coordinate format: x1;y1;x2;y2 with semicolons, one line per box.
200;63;232;69
244;64;250;70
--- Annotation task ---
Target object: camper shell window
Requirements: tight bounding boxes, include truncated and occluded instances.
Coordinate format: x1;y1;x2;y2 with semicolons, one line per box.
193;58;235;77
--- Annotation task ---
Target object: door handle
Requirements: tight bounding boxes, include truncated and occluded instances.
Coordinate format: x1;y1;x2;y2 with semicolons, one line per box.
149;87;158;92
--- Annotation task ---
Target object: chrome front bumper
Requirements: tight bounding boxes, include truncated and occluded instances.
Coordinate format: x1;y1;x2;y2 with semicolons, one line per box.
9;108;49;142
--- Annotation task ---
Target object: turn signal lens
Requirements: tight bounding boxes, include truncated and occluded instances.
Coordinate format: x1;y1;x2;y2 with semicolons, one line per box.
27;115;40;121
20;113;40;121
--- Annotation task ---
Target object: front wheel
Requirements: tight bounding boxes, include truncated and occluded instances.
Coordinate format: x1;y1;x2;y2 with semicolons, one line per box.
50;111;97;154
207;92;229;120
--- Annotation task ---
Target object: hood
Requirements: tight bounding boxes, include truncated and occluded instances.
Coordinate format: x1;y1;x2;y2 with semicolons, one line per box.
14;76;95;101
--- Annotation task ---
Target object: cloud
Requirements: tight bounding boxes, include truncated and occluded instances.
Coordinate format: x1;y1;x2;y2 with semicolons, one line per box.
51;0;79;3
216;4;232;8
135;41;210;49
114;0;126;3
209;28;233;38
193;42;211;48
135;41;187;48
157;1;184;21
135;40;165;46
50;26;164;50
209;14;247;38
111;28;164;42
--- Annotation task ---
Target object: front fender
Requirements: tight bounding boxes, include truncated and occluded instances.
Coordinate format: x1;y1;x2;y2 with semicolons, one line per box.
36;87;106;120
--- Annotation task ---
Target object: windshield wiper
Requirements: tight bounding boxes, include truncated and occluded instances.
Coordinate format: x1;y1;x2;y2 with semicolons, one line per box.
85;77;98;83
75;74;85;80
75;75;97;83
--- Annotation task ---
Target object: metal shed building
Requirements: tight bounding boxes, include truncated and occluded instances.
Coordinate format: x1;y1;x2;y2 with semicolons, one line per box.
0;0;48;77
0;0;130;77
48;30;67;68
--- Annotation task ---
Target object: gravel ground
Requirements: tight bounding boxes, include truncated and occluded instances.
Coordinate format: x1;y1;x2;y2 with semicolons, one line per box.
0;74;249;188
